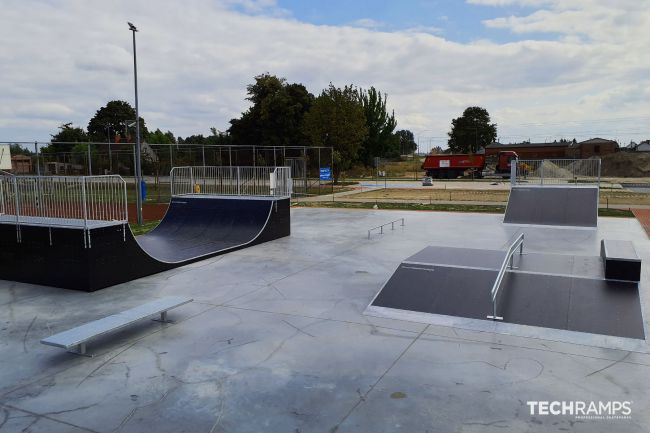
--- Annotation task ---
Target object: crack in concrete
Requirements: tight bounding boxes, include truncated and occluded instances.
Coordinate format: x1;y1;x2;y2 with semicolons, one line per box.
0;403;99;433
586;351;631;377
21;316;37;354
281;320;315;338
328;325;430;433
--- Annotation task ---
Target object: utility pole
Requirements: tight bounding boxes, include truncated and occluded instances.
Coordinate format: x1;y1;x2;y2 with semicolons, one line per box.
128;22;143;225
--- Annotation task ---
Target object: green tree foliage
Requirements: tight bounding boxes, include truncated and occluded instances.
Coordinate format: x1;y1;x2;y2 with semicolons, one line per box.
358;87;398;162
447;106;497;154
147;128;176;144
8;143;33;156
205;128;232;146
395;129;417;155
87;100;148;142
228;73;314;147
46;123;89;153
302;84;368;178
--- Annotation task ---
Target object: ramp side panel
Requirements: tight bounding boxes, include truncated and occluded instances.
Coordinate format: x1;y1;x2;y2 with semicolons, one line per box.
0;223;94;290
504;186;598;227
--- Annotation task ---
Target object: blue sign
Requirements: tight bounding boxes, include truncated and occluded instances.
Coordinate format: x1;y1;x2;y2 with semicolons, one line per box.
319;167;332;181
140;179;147;201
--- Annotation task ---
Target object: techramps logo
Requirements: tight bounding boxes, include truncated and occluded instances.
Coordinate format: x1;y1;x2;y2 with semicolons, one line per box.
527;401;632;420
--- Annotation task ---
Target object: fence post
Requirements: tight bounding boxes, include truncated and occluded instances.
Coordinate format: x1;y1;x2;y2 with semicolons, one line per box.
81;177;88;230
170;168;174;197
13;176;20;224
190;167;195;195
237;167;241;195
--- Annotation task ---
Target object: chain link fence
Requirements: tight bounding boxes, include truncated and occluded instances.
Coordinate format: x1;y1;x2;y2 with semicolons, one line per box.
3;142;334;199
515;159;601;186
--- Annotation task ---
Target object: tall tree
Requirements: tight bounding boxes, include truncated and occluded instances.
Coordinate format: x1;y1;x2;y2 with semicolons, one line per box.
358;87;398;163
447;106;497;153
395;129;417;155
147;129;176;144
302;84;368;178
87;100;148;142
228;73;314;147
46;123;89;153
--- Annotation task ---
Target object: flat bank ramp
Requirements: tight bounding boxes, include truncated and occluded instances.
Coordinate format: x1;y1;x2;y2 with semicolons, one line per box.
504;185;598;227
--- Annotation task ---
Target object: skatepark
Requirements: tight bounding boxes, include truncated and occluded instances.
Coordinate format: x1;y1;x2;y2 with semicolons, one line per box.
1;159;650;432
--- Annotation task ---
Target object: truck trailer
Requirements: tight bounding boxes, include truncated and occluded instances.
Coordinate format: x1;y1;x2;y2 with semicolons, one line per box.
421;151;517;179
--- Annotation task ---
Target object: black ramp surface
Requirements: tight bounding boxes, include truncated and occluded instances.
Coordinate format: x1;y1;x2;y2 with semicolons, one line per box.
372;245;644;339
0;195;290;291
504;185;598;227
499;272;644;339
405;245;505;270
137;196;278;262
372;264;497;319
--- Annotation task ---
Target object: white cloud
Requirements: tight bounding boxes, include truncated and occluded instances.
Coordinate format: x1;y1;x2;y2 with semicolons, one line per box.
349;18;384;29
0;0;648;147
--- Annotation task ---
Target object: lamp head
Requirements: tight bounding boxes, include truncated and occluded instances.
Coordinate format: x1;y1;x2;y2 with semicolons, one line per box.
128;22;138;32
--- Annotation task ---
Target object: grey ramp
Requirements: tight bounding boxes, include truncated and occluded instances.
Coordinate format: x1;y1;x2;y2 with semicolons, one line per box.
504;185;598;227
513;251;605;279
404;245;506;270
500;272;643;339
373;261;644;339
372;264;497;319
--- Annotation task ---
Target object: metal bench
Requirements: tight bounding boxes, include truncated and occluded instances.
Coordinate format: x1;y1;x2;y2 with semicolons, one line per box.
41;296;193;356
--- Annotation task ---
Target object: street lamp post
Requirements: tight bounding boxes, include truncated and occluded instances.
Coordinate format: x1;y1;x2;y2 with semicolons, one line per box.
128;22;143;225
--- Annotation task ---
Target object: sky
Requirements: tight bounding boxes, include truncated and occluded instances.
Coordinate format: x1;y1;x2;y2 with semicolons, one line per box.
1;0;649;152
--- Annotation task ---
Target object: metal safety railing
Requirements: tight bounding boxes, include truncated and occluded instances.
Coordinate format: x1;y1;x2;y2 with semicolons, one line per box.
367;218;405;239
170;166;292;197
488;233;524;321
513;159;601;186
0;173;128;229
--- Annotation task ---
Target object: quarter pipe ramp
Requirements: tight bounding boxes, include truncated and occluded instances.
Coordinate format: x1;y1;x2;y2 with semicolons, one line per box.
0;195;290;291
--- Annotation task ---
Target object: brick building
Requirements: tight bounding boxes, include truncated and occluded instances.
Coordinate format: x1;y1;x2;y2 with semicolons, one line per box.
11;155;32;174
485;138;618;159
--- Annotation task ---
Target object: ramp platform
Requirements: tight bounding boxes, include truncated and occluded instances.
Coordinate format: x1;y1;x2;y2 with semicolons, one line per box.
504;185;599;227
0;195;290;291
369;245;644;340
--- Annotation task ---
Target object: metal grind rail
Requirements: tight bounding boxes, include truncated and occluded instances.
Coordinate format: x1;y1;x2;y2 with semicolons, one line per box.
488;233;524;321
368;218;405;239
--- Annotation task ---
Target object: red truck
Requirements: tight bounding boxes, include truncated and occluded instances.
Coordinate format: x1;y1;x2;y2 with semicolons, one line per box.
421;151;517;179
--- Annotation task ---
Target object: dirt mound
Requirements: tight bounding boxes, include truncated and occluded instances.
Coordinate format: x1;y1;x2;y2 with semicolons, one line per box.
600;152;650;177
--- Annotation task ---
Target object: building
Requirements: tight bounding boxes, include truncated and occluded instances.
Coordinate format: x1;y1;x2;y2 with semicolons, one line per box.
628;140;650;152
567;138;618;158
11;155;32;174
485;138;618;159
484;141;569;159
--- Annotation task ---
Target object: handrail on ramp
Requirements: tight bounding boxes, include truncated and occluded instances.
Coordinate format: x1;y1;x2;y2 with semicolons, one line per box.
488;233;524;321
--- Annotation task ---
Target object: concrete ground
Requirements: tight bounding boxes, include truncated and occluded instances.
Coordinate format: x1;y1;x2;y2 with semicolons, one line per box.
1;208;650;432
